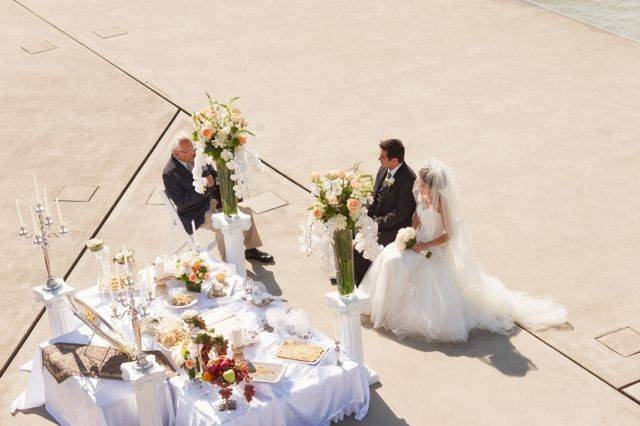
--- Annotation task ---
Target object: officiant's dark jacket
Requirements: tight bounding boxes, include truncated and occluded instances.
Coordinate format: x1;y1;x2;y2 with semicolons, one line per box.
369;162;417;246
162;156;221;234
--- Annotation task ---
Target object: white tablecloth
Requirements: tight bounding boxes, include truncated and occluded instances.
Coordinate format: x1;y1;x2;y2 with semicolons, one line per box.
11;260;370;425
10;328;175;426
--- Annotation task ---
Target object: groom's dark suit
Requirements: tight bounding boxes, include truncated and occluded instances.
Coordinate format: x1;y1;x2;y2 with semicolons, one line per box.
355;162;416;284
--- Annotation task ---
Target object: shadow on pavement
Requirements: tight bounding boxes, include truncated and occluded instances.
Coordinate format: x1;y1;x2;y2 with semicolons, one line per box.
247;259;282;296
363;317;537;377
341;383;410;426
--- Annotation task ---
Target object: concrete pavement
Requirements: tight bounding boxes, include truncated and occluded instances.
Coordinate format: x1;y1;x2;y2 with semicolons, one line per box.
1;0;640;424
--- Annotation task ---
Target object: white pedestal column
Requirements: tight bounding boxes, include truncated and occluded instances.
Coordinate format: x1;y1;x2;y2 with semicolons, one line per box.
33;283;76;338
325;291;379;385
121;355;171;426
210;211;252;277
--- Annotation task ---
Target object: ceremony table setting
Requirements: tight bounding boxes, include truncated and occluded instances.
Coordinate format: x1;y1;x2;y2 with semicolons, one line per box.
11;250;370;425
11;95;377;425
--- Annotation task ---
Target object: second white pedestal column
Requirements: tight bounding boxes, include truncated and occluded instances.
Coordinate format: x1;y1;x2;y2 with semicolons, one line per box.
325;291;379;385
121;355;173;426
211;211;252;277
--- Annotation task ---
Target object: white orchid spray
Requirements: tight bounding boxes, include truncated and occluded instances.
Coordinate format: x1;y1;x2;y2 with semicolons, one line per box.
299;163;382;274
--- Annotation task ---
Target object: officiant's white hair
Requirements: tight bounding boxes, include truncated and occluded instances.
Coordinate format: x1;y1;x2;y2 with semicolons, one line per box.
169;131;192;152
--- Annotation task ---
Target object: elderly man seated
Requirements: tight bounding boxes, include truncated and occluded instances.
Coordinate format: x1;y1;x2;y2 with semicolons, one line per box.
162;132;273;263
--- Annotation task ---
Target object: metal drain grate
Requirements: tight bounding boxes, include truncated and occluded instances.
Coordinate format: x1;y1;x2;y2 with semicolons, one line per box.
241;191;288;214
21;40;57;54
92;26;128;39
596;327;640;357
56;185;98;202
145;188;166;205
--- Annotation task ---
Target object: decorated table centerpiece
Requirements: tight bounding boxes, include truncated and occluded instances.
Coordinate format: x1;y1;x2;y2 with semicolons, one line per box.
191;94;264;217
202;355;255;411
299;164;382;296
176;251;211;292
86;238;116;293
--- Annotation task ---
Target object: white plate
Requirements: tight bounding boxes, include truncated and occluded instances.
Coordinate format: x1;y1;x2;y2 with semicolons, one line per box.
163;291;199;309
248;361;286;383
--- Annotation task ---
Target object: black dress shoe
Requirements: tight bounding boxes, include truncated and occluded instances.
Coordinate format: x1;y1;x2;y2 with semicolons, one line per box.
245;248;274;263
330;278;337;286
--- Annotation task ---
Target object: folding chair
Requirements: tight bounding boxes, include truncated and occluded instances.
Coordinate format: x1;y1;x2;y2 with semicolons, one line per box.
159;189;217;256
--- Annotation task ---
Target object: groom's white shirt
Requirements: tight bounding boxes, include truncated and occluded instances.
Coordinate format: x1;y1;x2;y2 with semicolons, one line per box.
387;163;402;177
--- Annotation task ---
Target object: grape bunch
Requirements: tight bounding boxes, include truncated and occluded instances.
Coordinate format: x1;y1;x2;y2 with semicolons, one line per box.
243;384;256;403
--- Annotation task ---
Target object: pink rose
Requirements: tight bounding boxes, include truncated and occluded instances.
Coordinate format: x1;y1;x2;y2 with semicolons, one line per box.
350;179;362;188
337;169;346;179
185;359;196;369
312;209;323;219
237;135;247;145
347;198;361;212
327;195;339;206
189;273;197;282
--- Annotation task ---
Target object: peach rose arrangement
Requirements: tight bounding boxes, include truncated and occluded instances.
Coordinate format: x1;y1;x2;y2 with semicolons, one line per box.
175;252;211;293
190;94;264;215
299;164;382;293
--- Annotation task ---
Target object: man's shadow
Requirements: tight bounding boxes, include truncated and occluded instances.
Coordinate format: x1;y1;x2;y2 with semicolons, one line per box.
246;259;282;296
362;317;538;377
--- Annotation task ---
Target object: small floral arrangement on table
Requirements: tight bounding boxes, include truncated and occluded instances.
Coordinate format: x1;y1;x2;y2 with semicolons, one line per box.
171;341;201;379
175;251;211;292
180;310;207;329
113;249;135;265
86;238;104;253
202;355;255;410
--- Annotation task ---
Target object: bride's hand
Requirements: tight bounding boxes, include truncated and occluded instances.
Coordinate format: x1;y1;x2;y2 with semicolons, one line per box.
412;242;428;252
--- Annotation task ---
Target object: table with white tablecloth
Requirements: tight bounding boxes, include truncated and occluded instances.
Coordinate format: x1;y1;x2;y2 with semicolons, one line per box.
11;258;370;425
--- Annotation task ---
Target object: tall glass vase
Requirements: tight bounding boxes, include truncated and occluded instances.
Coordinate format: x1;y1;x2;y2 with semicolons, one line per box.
215;157;238;217
333;228;355;297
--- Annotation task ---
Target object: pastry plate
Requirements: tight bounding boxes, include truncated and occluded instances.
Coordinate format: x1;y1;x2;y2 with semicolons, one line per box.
248;361;286;383
274;339;330;365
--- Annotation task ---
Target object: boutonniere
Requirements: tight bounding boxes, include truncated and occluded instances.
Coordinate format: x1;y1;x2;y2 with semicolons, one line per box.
383;176;395;187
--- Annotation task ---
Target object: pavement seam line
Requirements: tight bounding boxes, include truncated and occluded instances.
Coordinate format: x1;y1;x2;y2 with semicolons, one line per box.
11;0;187;114
0;109;180;379
12;0;314;197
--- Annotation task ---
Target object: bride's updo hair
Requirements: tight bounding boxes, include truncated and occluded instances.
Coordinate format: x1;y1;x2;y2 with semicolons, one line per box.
419;161;447;190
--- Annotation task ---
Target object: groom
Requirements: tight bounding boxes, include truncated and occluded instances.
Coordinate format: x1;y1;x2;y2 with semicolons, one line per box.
354;139;416;284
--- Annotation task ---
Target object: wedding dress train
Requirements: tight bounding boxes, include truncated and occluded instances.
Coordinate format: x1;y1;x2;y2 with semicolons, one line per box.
359;167;566;342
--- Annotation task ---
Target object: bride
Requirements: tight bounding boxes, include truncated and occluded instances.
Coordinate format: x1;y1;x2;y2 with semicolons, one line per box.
358;160;566;342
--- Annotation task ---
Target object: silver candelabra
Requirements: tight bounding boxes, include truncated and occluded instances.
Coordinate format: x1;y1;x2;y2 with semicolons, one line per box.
111;268;156;373
18;199;68;293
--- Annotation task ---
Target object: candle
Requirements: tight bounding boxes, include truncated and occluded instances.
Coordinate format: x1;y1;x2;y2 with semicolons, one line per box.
31;208;37;233
231;328;243;348
15;198;24;225
55;197;64;224
191;220;198;249
43;188;50;215
154;257;165;279
33;175;40;204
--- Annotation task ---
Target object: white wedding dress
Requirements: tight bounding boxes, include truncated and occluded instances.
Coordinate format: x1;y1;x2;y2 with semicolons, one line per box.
359;190;567;342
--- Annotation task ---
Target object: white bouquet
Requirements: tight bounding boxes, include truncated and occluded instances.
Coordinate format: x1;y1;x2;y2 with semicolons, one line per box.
395;227;417;250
